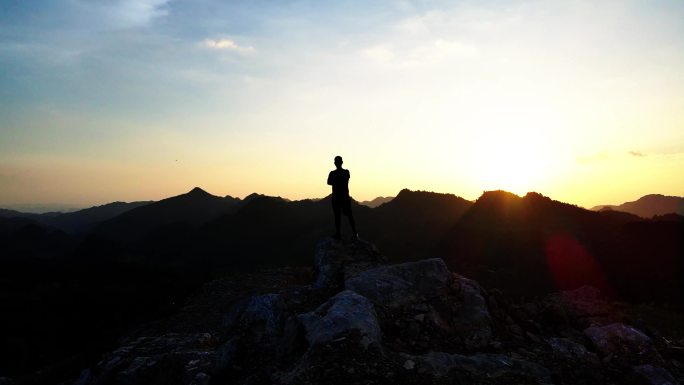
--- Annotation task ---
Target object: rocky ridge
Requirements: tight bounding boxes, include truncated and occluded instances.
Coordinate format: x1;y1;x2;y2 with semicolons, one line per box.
65;238;682;385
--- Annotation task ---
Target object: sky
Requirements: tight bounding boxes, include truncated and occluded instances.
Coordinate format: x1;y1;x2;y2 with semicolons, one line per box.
1;0;683;210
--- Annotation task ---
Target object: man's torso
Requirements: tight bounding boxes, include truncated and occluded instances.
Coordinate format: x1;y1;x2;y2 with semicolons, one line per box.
329;169;350;198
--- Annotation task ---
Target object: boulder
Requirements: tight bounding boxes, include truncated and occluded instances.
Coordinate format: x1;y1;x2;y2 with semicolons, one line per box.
448;275;493;348
313;237;386;290
405;351;551;383
546;337;599;364
213;337;238;374
584;323;663;365
298;290;381;349
542;286;615;328
344;258;451;307
346;259;492;349
238;293;286;345
631;364;678;385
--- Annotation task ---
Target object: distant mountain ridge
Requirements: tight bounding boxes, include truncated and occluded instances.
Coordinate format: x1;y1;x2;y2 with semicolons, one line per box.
592;194;684;218
47;201;153;233
1;202;153;234
94;187;242;240
359;196;394;208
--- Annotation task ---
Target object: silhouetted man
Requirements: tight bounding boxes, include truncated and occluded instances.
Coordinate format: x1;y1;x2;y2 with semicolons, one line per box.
327;155;358;240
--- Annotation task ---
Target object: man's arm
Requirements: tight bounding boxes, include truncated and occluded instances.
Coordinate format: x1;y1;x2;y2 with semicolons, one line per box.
327;171;333;186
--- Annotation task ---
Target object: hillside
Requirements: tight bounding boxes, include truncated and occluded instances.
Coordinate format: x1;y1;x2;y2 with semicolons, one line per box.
592;194;684;218
94;187;241;240
436;191;683;302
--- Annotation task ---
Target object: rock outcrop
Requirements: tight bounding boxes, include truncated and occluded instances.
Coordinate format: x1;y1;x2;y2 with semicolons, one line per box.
312;237;386;290
584;323;664;365
71;238;684;385
75;333;217;385
298;290;381;350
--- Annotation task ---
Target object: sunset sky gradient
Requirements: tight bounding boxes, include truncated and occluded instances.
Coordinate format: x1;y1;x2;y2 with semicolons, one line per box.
1;0;683;209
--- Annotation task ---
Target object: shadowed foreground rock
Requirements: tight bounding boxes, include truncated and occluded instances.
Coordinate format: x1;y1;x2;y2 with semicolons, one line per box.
298;290;381;349
66;238;683;385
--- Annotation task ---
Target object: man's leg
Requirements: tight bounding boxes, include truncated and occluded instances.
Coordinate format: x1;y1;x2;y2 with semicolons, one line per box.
332;200;342;239
343;199;357;236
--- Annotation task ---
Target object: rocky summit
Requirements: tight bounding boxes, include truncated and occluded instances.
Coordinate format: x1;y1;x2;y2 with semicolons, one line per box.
65;238;682;385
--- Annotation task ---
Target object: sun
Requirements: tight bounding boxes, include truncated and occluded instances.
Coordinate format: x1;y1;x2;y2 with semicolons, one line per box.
467;129;556;196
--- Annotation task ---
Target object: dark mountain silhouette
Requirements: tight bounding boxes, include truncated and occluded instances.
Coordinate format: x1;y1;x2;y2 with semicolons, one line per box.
139;189;470;270
192;195;370;268
0;217;75;260
0;208;57;221
592;194;684;218
436;191;682;302
653;213;684;222
596;208;643;223
359;196;394;208
89;189;472;275
370;189;472;260
94;187;241;240
45;201;153;233
1;201;152;234
0;216;38;233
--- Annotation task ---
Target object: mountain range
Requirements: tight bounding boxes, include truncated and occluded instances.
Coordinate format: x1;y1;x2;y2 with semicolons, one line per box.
3;190;680;236
0;187;682;384
1;187;680;297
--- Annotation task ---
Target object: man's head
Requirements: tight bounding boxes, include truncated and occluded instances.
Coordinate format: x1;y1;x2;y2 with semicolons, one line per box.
334;155;343;168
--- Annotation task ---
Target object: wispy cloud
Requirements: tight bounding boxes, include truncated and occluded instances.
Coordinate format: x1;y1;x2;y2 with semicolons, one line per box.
202;38;255;54
362;39;476;67
110;0;170;28
628;150;645;157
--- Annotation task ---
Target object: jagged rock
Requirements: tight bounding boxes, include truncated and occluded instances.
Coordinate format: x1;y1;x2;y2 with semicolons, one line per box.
542;286;615;328
546;337;600;364
346;258;492;349
631;364;678;385
404;351;551;383
313;237;386;290
81;333;217;385
73;369;92;385
221;290;308;372
345;258;451;307
584;323;663;365
213;337;238;373
448;275;493;348
238;293;286;345
298;290;381;349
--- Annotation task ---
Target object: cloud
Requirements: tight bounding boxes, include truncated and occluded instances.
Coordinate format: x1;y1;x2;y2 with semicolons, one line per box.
362;39;476;67
202;38;255;54
111;0;170;28
628;150;645;157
